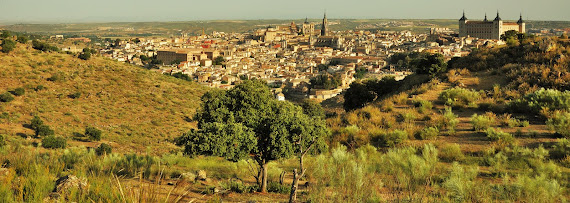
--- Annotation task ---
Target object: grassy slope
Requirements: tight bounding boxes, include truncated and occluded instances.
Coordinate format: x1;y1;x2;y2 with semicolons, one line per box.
0;44;208;154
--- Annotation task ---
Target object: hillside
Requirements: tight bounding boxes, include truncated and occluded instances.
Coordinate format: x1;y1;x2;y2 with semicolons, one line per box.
0;44;208;153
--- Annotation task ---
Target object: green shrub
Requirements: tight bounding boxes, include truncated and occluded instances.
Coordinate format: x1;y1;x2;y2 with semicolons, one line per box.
95;143;112;156
417;127;439;140
220;180;256;193
69;92;81;99
10;87;25;96
85;126;102;141
42;136;66;149
414;99;433;114
550;138;570;159
267;182;291;194
471;113;495;131
110;154;155;178
16;35;28;43
0;92;14;102
516;88;570;114
486;128;514;144
546;111;570;138
494;174;563;202
443;162;478;202
78;52;91;60
381;144;438;196
372;130;407;147
34;85;46;91
30;116;43;131
47;72;66;82
1;39;16;53
439;87;481;108
35;125;54;137
32;39;60;52
439;143;464;162
0;134;5;148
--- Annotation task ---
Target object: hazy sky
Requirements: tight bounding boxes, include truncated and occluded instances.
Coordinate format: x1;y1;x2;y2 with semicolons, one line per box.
0;0;568;23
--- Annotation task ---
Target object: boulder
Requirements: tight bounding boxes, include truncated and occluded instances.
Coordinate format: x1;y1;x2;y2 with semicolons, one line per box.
196;170;207;181
181;172;196;181
53;175;89;195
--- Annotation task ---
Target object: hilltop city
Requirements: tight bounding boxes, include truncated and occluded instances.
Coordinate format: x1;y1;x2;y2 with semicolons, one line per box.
38;12;567;102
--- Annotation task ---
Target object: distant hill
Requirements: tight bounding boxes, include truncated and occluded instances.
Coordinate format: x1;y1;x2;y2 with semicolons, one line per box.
2;20;568;38
0;44;208;153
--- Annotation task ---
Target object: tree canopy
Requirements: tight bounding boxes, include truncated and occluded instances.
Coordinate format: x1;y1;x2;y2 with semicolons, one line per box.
388;52;447;76
176;80;328;192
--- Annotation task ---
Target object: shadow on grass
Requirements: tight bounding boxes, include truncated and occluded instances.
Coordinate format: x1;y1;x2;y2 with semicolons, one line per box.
72;132;90;142
16;133;30;138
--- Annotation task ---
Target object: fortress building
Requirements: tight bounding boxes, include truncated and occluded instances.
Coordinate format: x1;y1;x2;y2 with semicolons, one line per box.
459;11;525;40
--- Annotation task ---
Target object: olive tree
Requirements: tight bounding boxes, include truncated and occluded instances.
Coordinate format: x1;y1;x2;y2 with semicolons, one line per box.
176;80;328;193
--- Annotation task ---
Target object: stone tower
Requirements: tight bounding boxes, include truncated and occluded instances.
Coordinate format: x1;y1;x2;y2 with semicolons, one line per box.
458;11;468;37
492;11;503;40
321;12;328;36
517;13;526;34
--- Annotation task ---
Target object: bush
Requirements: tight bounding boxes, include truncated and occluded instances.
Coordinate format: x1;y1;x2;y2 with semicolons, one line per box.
42;136;66;149
32;40;60;52
1;39;16;53
486;128;515;145
439;87;481;108
547;111;570;138
550;138;570;159
68;92;81;99
414;99;433;114
372;130;407;147
519;88;570;114
220;180;256;193
10;87;25;96
439;143;464;162
47;72;66;82
0;134;5;148
30;116;43;131
443;162;478;202
16;35;28;44
35;125;54;137
267;182;291;194
85;126;102;141
0;92;14;102
471;113;495;131
417;127;439;140
95;143;112;156
78;52;91;60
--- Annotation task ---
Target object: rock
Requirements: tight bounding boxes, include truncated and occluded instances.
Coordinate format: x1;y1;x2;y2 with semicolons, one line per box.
196;170;207;181
181;172;196;181
53;175;89;196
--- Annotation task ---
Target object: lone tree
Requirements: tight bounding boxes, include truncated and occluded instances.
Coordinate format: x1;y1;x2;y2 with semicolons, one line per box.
176;80;328;193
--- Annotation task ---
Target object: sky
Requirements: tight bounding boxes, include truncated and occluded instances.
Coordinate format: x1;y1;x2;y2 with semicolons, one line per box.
0;0;568;24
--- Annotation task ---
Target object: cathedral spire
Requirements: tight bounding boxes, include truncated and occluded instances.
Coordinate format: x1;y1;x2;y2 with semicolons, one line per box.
518;13;524;24
321;11;328;36
484;13;488;22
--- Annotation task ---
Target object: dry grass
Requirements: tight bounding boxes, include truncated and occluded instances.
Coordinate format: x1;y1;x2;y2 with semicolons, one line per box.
0;45;208;154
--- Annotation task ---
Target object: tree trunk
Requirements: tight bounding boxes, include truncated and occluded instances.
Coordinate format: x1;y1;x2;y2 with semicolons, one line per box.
260;161;268;193
289;169;299;203
289;155;305;203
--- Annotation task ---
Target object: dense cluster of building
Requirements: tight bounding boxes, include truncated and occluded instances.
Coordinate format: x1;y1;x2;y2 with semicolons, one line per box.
95;11;532;101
